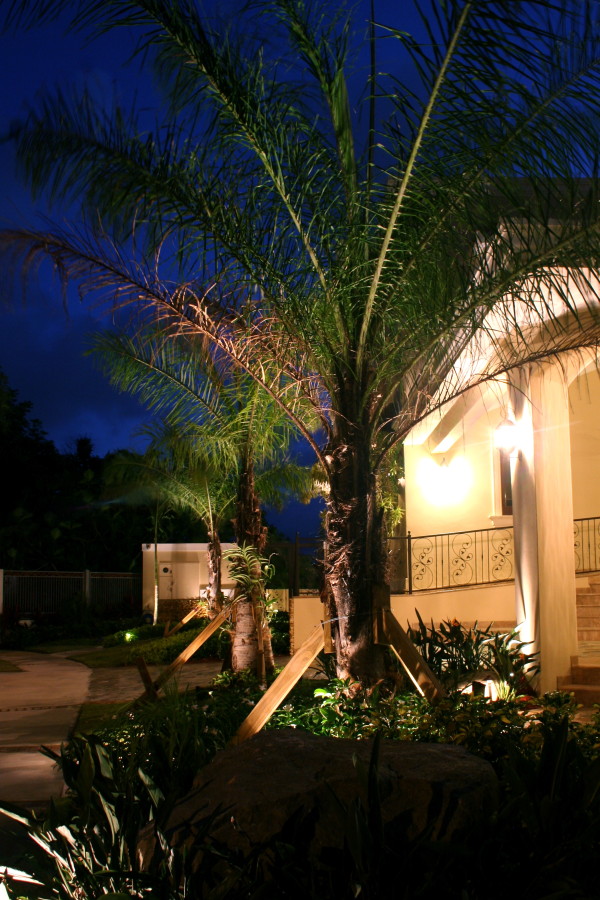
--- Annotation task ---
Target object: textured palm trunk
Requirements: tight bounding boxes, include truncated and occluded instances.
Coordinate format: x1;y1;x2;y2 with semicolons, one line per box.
205;530;224;616
324;426;388;683
230;453;273;678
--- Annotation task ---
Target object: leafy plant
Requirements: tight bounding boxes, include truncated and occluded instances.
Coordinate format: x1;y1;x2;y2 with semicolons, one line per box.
102;623;166;647
123;620;231;664
408;612;539;694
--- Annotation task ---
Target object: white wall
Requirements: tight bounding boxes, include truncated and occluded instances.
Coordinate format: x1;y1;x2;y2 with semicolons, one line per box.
141;543;236;612
404;410;502;539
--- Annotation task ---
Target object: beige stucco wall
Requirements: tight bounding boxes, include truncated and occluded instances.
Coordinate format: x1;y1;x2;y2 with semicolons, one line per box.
404;411;501;539
569;367;600;520
290;584;516;654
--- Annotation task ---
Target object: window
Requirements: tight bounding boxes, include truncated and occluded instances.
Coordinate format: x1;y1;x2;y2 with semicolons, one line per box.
499;449;513;516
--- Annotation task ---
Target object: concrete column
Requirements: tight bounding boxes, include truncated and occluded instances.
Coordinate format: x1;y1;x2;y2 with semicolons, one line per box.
530;366;578;692
508;369;540;663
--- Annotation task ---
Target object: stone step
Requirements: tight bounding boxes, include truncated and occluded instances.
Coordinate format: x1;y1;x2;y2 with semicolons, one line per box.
576;613;600;627
569;664;600;684
560;683;600;705
576;592;600;605
578;629;600;641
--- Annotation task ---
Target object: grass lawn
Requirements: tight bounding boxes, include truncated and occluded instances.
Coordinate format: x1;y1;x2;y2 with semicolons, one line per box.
0;657;21;672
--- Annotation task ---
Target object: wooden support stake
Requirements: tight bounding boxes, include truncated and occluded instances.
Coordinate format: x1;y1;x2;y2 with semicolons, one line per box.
164;603;207;638
372;583;391;645
231;625;325;745
136;607;230;702
135;656;158;700
322;603;334;654
383;609;445;702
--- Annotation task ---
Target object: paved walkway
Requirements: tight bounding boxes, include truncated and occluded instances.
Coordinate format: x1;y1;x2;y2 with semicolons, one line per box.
0;651;90;807
0;650;231;808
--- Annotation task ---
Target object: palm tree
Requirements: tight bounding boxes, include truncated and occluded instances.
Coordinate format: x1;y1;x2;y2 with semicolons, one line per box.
94;327;311;672
4;0;600;682
105;442;235;618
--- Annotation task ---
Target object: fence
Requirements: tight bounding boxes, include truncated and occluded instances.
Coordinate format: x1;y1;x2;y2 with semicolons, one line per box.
0;570;142;620
5;517;598;617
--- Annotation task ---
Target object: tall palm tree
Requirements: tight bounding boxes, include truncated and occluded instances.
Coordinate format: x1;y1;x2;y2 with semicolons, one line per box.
4;0;600;681
94;327;311;671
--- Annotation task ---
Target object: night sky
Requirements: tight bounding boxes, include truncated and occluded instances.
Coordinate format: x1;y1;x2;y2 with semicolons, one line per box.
0;14;152;457
0;2;423;537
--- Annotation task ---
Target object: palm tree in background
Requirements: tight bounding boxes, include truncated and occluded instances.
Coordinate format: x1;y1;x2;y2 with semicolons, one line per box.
94;327;312;672
4;0;600;682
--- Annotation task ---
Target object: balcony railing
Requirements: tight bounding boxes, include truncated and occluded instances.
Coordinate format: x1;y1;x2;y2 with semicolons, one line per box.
573;517;600;574
389;526;514;593
388;516;600;594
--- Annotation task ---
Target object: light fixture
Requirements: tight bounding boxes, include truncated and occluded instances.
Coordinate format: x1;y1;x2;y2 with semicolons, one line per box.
494;417;519;453
416;455;473;507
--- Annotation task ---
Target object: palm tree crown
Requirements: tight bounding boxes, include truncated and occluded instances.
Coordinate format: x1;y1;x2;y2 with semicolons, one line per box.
3;0;600;679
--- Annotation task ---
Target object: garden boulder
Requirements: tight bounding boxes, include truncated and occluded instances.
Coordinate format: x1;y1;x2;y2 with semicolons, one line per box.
139;728;497;865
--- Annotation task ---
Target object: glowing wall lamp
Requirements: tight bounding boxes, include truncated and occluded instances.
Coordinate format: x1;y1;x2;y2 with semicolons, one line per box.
416;455;474;507
494;417;520;454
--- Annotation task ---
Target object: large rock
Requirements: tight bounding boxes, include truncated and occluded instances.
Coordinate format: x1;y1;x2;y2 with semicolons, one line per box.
140;728;497;865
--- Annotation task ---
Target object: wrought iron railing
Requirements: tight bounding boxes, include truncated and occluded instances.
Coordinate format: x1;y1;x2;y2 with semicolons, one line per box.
389;516;600;594
389;527;515;593
573;517;600;574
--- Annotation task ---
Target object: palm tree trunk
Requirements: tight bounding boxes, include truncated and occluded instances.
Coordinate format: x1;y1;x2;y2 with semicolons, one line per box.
206;530;224;615
324;426;388;683
230;453;273;676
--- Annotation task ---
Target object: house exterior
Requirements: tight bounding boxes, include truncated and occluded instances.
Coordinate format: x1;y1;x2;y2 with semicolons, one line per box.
141;542;237;621
294;273;600;695
401;278;600;692
143;273;600;694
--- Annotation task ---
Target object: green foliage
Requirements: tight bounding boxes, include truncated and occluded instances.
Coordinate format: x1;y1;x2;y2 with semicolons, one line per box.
0;616;143;650
124;620;231;664
268;609;290;654
102;623;166;647
408;612;539;694
224;544;275;604
4;676;600;898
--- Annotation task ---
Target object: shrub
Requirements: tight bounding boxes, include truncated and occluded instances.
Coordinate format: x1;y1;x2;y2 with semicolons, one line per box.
102;622;166;646
124;619;231;664
268;609;290;654
408;612;539;695
0;615;143;650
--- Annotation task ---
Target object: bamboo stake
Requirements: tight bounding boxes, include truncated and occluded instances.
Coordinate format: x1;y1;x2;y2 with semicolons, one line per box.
231;625;325;745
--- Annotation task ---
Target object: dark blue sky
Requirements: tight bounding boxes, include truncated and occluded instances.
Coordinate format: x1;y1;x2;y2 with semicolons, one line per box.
0;1;422;537
0;15;152;456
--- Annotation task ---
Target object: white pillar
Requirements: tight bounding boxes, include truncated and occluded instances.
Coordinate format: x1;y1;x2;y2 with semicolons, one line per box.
530;366;578;692
509;369;540;661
